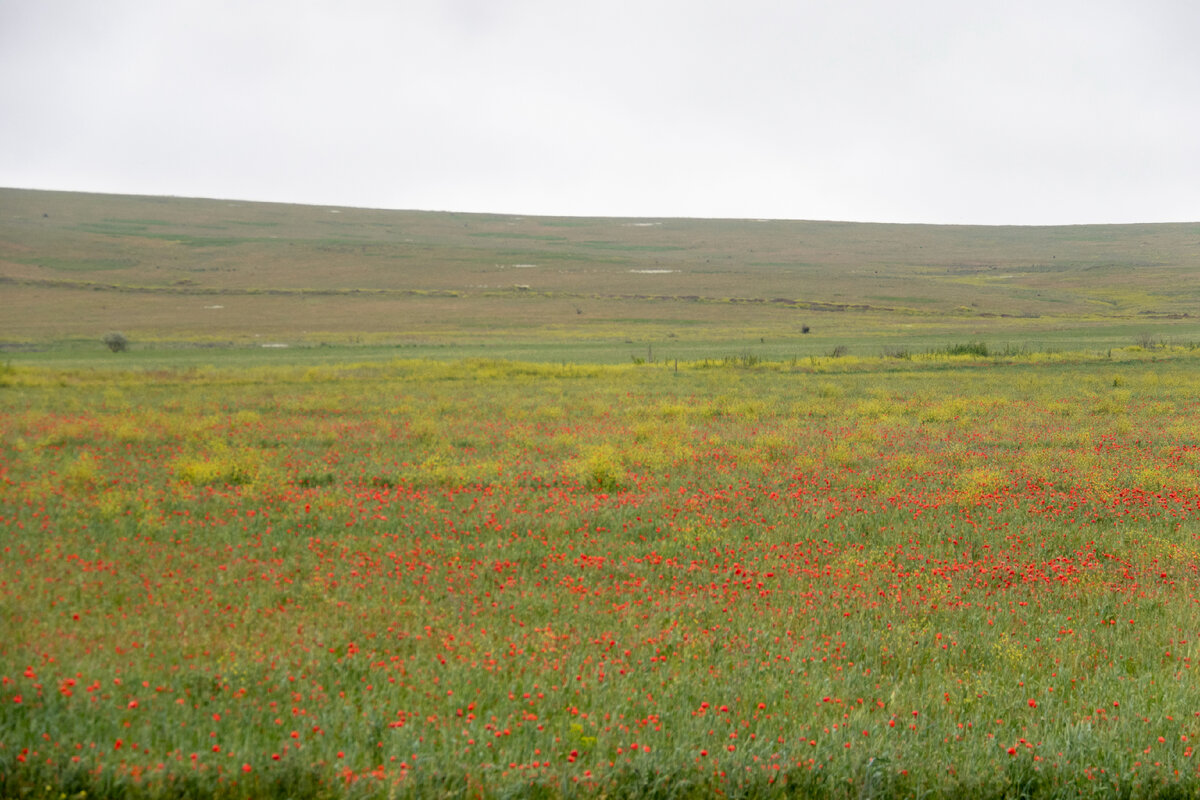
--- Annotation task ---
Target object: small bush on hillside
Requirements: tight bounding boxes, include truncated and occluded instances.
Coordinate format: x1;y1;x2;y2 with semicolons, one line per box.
933;341;989;357
1136;332;1162;350
103;332;128;353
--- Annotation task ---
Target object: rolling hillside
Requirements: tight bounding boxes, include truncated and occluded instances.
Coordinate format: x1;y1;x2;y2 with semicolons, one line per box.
3;188;1199;360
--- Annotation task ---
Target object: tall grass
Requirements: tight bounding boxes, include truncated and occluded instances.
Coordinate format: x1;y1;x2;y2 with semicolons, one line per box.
4;355;1200;797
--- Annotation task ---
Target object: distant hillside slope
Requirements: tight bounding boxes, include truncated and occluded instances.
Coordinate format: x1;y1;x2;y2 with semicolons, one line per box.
2;188;1198;347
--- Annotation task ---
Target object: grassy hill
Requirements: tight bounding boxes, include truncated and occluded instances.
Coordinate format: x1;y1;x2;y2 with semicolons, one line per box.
3;187;1199;363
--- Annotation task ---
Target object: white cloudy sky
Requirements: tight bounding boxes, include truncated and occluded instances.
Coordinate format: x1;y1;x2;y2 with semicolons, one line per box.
2;0;1198;224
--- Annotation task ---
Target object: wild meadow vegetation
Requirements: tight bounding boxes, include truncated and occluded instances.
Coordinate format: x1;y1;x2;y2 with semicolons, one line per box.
5;190;1200;797
5;349;1200;799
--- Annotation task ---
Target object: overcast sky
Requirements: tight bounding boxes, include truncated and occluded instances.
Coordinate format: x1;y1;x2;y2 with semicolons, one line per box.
2;0;1198;225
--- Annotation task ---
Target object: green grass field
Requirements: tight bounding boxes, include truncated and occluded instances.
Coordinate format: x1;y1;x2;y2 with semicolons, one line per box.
4;190;1200;798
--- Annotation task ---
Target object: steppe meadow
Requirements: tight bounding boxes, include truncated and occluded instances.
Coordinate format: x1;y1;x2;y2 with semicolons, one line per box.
5;189;1200;798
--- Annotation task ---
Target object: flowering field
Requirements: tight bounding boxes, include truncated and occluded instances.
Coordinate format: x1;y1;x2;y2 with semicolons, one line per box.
4;351;1200;798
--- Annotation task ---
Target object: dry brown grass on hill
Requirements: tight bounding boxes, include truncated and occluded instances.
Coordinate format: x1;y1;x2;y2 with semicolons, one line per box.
2;187;1199;346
